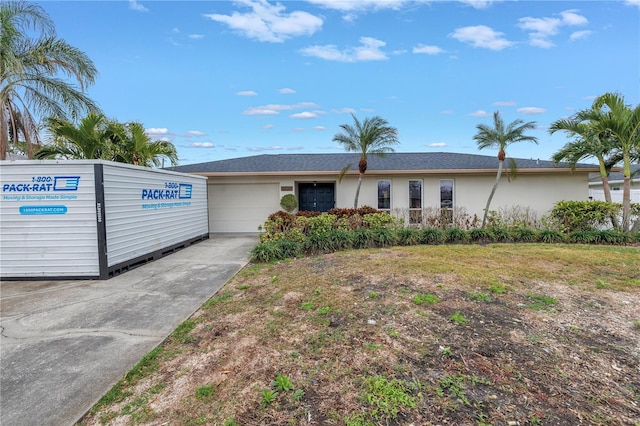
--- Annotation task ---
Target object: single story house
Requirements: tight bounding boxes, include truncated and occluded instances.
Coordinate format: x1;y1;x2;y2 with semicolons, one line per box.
170;152;598;233
589;164;640;203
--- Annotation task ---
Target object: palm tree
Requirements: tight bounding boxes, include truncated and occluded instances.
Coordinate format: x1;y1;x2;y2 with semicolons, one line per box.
1;1;99;160
35;113;115;160
36;114;179;168
587;93;640;232
110;121;178;167
550;115;622;229
333;114;399;208
473;111;538;228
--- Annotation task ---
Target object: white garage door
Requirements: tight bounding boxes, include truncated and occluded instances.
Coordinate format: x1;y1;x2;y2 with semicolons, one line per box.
208;183;281;232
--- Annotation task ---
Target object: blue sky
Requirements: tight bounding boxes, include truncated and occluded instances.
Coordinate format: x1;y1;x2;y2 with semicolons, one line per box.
40;0;639;165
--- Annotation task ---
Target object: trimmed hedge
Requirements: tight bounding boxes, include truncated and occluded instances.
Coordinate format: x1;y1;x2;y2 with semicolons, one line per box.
251;227;640;263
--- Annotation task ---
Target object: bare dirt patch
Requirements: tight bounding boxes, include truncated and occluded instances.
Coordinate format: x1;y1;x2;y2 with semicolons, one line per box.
79;244;640;426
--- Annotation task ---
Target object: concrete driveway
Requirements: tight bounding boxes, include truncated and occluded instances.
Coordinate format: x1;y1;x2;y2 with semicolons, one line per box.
0;234;257;426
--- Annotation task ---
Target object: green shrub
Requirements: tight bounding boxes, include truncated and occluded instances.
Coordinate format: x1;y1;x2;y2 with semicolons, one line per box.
363;212;396;229
371;228;397;247
445;227;469;243
275;238;304;258
304;233;335;254
510;227;536;242
353;229;376;249
250;241;282;262
469;228;495;243
569;229;601;244
325;228;354;250
280;194;298;213
597;229;629;245
307;214;337;235
550;200;620;232
397;228;421;246
420;228;445;245
537;229;565;243
489;226;511;242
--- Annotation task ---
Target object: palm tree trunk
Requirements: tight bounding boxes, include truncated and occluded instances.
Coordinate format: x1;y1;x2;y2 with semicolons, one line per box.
0;111;8;160
353;173;363;209
622;154;631;233
482;160;504;228
601;176;621;230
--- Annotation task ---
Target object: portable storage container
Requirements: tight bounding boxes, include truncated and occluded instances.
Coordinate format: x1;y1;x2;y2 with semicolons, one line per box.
0;160;209;279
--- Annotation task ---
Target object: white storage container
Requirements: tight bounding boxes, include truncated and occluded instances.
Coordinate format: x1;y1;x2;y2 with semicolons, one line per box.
0;160;209;279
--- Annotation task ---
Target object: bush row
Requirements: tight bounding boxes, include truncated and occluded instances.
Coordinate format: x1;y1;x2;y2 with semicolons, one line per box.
250;227;640;263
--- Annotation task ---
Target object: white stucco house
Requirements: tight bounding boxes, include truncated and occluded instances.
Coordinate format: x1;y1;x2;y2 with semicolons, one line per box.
170;152;598;233
588;164;640;203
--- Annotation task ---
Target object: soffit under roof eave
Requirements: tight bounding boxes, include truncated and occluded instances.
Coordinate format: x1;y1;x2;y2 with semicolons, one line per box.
190;167;598;177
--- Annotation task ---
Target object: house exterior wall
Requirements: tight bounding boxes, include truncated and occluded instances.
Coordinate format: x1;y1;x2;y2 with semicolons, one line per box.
589;178;640;203
205;171;589;232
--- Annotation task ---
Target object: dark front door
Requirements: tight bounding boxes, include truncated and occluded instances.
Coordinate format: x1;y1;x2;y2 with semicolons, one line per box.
299;183;335;212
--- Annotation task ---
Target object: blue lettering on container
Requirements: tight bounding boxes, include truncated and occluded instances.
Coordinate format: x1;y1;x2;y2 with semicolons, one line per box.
179;184;192;199
19;205;68;215
53;176;80;191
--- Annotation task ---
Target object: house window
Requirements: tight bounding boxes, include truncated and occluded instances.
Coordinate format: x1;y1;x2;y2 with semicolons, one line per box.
409;180;422;224
440;179;454;209
377;181;391;211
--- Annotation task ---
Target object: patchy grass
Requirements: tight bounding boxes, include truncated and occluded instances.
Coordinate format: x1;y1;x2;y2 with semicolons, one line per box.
79;244;640;426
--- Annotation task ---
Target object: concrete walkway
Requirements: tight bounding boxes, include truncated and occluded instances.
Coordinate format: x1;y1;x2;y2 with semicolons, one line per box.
0;234;257;426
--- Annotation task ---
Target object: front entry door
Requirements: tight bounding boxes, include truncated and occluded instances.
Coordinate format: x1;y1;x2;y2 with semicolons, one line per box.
299;183;335;212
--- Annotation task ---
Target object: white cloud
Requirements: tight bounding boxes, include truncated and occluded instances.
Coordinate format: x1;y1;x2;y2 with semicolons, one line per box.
247;145;283;152
625;0;640;7
204;0;323;43
517;106;546;114
292;128;306;132
470;110;489;117
189;34;205;40
243;102;318;115
441;109;454;114
332;107;357;114
279;88;296;94
493;101;516;106
560;9;588;26
146;128;169;135
236;90;258;96
519;9;588;48
570;30;592;41
457;0;500;9
262;124;274;129
313;126;327;131
300;37;389;62
428;142;447;147
129;0;148;12
191;142;214;148
450;25;514;51
413;44;445;55
186;130;206;137
305;0;410;12
290;111;317;119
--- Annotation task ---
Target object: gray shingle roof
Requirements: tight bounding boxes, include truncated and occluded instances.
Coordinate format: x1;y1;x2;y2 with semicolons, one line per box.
169;152;597;174
589;164;640;182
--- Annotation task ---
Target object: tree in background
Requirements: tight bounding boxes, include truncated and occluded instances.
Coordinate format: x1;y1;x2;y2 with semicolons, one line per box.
36;113;114;160
474;111;538;228
333;114;399;208
550;107;622;229
36;114;178;167
1;1;99;160
110;121;178;167
586;93;640;232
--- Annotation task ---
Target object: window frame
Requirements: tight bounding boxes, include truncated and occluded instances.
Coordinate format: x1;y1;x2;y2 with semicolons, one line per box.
408;179;423;225
377;180;391;212
439;179;454;209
